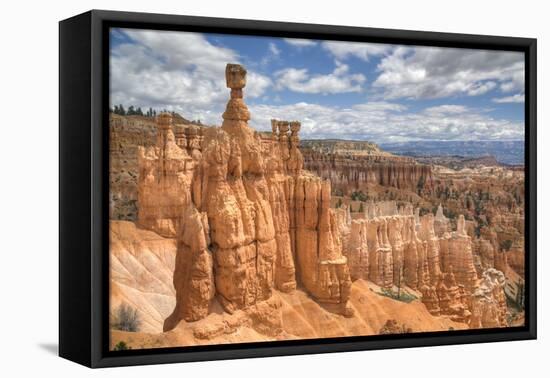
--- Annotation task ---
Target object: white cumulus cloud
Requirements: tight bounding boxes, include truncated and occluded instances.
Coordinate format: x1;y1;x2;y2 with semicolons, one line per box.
248;102;524;142
109;29;524;142
322;41;393;61
424;105;469;115
372;46;524;100
274;61;366;94
492;94;525;103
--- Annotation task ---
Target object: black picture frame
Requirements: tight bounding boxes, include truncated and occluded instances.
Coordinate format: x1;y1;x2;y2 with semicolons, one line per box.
59;9;537;368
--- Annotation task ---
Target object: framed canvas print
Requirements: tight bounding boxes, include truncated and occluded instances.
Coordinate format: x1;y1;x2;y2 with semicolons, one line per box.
59;10;536;368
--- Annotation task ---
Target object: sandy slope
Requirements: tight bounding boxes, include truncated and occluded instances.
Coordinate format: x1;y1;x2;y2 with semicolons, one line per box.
278;280;465;340
110;221;177;333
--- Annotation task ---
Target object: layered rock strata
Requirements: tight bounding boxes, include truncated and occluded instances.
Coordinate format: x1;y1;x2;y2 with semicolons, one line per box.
303;148;434;194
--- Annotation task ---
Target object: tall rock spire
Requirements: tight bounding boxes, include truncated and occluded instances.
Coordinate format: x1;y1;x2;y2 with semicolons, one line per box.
222;64;250;125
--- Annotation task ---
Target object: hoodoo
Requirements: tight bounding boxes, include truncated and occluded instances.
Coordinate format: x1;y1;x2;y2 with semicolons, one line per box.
107;62;521;349
160;64;353;331
98;20;528;354
126;64;512;335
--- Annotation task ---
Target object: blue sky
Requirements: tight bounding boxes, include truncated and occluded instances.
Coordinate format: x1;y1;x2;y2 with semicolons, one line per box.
110;28;525;143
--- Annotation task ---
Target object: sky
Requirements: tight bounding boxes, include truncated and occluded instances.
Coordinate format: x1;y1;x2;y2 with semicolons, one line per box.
110;28;525;143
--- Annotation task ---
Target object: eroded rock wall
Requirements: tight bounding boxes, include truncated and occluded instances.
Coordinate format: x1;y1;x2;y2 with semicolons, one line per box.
164;208;214;330
136;113;194;238
294;175;353;315
341;203;507;327
303;149;434;194
344;210;428;290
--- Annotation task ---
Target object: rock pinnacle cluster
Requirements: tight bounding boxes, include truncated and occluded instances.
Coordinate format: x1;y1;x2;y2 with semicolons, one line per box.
107;63;518;346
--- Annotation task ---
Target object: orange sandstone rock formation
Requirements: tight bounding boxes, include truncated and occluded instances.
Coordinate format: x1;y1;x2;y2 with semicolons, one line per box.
378;319;413;335
127;63;514;340
157;64;353;330
302;146;434;194
344;204;429;290
469;268;507;328
444;215;479;292
340;202;507;326
163;207;214;329
346;219;370;281
418;214;443;286
136;113;194;238
183;64;279;318
294;174;353;316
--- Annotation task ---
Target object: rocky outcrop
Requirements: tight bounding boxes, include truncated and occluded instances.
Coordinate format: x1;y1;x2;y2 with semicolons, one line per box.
387;216;406;287
506;238;525;277
469;269;507;328
174;124;204;160
418;214;442;285
344;205;431;290
180;64;279;318
339;201;508;327
264;120;298;293
163;207;214;329
136;113;195;238
366;217;394;287
472;233;507;277
110;114;206;221
433;272;470;322
423;215;503;324
378;319;413;334
294;174;353;316
346;219;370;281
443;216;479;292
430;165;525;288
434;204;450;237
